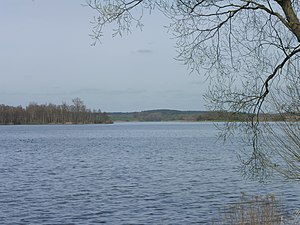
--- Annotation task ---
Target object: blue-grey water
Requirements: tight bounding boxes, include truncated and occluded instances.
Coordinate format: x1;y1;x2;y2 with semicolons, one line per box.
0;122;299;224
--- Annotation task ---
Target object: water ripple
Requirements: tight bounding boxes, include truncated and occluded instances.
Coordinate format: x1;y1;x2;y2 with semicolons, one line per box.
0;123;299;224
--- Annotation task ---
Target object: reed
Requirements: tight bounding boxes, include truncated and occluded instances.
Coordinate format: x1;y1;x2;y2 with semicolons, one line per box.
214;194;284;225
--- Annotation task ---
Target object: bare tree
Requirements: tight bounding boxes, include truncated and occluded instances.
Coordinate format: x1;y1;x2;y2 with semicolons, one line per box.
86;0;300;180
0;100;112;125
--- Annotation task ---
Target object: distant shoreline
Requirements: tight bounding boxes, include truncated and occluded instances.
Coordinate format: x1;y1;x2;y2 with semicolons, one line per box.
0;121;113;126
1;106;298;125
107;109;296;123
0;99;112;125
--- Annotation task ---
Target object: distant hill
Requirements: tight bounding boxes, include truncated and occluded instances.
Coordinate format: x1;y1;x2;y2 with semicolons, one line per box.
107;109;276;122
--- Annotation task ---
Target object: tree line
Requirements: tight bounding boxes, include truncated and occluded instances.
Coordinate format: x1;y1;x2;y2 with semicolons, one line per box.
0;98;112;125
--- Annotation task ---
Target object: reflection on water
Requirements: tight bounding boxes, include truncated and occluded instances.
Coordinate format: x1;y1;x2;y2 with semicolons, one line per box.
0;123;299;224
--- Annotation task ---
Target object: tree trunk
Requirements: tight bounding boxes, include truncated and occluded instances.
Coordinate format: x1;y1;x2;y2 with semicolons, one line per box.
276;0;300;42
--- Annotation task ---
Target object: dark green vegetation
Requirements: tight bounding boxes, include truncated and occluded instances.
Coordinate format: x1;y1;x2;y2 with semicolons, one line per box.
108;109;289;122
0;98;112;125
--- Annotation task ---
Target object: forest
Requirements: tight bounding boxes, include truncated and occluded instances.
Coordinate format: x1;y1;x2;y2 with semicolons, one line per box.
0;98;112;125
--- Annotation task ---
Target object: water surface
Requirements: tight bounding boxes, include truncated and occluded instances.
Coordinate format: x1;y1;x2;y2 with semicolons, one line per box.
0;122;299;224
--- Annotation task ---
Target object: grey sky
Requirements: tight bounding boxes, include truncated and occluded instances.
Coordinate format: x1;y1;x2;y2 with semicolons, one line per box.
0;0;207;112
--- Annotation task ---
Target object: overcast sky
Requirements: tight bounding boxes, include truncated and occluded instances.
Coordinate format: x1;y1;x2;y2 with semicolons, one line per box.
0;0;207;112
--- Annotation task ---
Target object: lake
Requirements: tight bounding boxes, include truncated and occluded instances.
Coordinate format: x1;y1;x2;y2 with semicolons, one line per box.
0;122;299;224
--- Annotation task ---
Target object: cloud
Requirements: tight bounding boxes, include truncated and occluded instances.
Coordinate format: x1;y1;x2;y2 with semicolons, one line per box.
158;89;184;94
0;91;26;96
69;88;147;96
136;49;153;54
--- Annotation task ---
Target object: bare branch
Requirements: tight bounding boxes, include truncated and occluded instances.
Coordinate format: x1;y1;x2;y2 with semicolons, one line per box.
87;0;300;180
